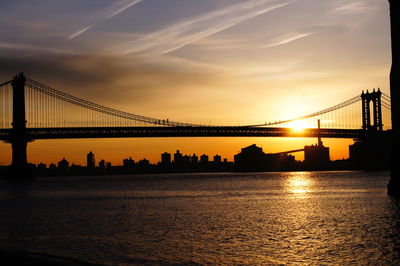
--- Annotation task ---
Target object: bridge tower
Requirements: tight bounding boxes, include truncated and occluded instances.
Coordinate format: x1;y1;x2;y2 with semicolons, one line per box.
8;73;32;180
388;0;400;196
361;89;383;131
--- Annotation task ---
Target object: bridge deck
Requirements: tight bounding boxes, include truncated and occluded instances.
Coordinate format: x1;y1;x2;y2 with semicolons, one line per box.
0;126;373;141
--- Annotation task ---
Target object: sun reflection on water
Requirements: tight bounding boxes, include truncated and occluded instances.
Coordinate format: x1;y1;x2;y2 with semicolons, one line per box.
286;172;314;196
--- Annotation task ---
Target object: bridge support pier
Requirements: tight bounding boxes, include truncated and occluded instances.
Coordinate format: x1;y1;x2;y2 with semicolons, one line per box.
9;140;32;180
6;73;33;181
388;0;400;196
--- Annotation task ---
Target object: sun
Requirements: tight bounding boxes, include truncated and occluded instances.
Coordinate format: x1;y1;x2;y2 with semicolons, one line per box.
289;120;309;132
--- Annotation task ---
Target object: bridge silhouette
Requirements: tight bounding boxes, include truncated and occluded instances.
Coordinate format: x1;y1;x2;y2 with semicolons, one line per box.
0;73;392;179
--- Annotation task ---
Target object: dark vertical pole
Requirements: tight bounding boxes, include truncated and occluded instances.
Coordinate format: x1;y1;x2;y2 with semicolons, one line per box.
366;93;371;130
376;89;383;131
9;73;32;181
361;91;368;130
372;91;378;130
317;119;322;146
388;0;400;195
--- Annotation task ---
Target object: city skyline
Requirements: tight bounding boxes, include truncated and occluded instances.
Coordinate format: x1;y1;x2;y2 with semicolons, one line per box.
20;140;355;169
0;0;391;165
16;138;388;176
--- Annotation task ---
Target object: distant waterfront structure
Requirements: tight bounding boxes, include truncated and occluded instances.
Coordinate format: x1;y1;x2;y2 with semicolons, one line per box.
58;158;69;169
349;137;390;171
200;154;209;164
99;160;106;170
191;154;198;164
87;151;95;168
182;155;191;166
123;157;135;168
161;152;171;165
138;159;150;166
37;162;46;169
213;154;222;163
234;144;267;171
174;150;183;165
304;142;330;170
349;141;363;169
234;144;299;171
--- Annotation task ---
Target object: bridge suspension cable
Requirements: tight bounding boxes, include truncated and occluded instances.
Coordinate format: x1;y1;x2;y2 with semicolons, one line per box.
382;92;392;110
0;81;12;129
245;95;360;128
25;79;206;128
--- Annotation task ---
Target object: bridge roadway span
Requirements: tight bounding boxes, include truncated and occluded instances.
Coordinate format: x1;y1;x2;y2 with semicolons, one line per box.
0;126;371;141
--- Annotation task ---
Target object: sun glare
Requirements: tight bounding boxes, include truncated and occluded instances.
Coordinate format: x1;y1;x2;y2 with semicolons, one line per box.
290;120;310;132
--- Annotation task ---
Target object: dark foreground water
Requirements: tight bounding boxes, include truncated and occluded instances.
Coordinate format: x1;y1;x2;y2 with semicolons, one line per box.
1;171;400;265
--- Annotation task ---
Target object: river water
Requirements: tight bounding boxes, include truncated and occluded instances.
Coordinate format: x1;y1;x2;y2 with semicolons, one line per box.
1;171;400;265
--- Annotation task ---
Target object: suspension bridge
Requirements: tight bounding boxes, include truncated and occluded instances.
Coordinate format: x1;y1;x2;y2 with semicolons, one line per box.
0;73;392;178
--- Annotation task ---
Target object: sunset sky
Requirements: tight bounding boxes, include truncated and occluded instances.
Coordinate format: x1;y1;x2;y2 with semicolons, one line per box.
0;0;392;165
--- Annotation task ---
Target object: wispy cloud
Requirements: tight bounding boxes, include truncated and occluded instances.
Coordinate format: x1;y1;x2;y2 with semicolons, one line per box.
107;0;290;55
330;1;370;15
68;0;144;39
260;31;314;48
0;42;76;55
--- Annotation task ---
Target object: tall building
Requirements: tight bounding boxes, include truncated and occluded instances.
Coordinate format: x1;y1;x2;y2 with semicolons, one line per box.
161;152;171;165
182;155;191;166
174;150;183;164
99;160;106;170
191;154;198;164
200;154;209;164
213;154;222;163
87;151;95;168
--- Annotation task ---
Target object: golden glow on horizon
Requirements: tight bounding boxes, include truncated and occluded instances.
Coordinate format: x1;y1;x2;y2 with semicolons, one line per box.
0;138;353;166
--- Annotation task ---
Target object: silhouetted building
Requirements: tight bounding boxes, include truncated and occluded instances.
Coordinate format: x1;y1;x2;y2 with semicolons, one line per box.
37;162;46;169
200;154;209;164
234;144;266;171
87;151;95;168
191;154;198;164
214;154;222;163
57;158;69;169
265;153;296;171
161;152;171;165
123;157;135;168
304;142;330;170
174;150;183;164
235;144;298;171
349;141;363;169
182;155;191;166
349;137;390;171
99;160;106;170
138;159;149;166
